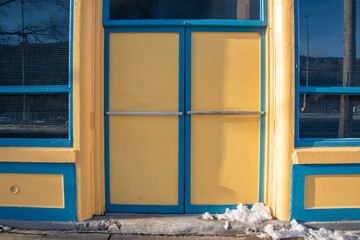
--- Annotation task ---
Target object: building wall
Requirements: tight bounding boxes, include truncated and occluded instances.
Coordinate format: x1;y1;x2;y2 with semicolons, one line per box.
0;0;359;222
0;0;105;221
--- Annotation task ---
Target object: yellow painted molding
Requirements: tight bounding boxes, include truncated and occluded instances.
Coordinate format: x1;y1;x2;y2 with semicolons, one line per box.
267;0;295;221
293;147;360;164
0;148;77;163
73;0;105;221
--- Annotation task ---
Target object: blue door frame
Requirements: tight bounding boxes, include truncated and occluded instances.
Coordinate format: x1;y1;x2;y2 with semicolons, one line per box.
104;26;266;214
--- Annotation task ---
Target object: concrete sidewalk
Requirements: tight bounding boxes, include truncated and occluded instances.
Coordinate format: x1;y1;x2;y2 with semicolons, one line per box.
1;214;360;239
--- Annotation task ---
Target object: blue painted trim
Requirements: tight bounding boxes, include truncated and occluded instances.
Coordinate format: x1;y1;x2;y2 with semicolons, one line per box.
0;86;70;94
259;28;266;203
261;0;268;25
102;0;267;27
104;27;185;213
290;164;360;221
0;139;72;148
0;162;76;221
294;0;300;148
294;0;360;147
104;28;110;214
0;0;74;148
178;27;186;213
68;0;74;148
107;205;182;214
184;26;192;214
296;138;360;147
299;86;360;94
104;20;267;28
184;27;266;213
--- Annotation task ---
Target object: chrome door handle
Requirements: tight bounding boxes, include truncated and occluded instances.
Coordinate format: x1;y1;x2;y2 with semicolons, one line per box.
187;111;265;115
106;112;183;116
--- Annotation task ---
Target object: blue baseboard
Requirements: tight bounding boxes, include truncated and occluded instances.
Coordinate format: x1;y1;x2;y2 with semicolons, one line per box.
291;164;360;221
0;162;77;221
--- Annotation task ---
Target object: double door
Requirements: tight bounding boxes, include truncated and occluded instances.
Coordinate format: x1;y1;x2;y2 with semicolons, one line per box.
105;26;265;213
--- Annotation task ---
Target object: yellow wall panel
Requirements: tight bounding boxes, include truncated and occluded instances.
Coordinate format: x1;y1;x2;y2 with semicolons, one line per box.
191;32;260;111
305;175;360;208
191;115;260;205
0;173;64;208
109;116;178;205
109;32;179;112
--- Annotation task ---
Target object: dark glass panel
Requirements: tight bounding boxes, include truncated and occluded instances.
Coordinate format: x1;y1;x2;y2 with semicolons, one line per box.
110;0;260;20
299;94;360;138
0;0;70;86
0;94;69;138
299;0;360;87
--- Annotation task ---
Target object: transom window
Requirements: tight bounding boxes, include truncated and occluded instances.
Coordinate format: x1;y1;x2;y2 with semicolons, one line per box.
109;0;261;20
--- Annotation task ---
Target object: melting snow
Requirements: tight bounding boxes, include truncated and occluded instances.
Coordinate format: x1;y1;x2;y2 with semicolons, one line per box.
202;202;272;225
0;225;11;232
259;219;360;240
201;203;360;239
223;221;230;230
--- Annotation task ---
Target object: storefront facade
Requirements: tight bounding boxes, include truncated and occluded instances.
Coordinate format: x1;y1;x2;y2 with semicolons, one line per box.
0;0;359;222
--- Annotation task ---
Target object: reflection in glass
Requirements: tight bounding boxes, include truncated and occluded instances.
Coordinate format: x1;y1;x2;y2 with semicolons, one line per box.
0;94;69;138
0;0;70;86
299;94;360;138
110;0;260;20
299;0;360;87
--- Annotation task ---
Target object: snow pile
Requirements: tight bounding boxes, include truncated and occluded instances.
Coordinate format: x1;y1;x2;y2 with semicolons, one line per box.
202;202;272;225
307;228;359;240
259;219;360;240
262;219;308;240
223;221;230;230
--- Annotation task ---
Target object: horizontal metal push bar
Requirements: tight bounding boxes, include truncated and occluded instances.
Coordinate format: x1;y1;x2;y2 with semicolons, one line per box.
106;112;183;116
187;111;265;115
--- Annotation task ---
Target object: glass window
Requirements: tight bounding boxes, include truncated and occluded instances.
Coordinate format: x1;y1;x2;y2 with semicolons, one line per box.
0;0;69;86
297;0;360;144
0;94;68;138
299;94;360;138
109;0;260;20
0;0;71;145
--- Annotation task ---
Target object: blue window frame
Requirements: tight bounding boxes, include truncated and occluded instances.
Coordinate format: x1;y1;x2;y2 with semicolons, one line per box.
103;0;267;27
295;0;360;147
0;0;74;147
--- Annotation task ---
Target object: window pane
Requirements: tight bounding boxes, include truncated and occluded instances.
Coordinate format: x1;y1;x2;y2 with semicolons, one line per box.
0;0;70;86
0;94;69;138
299;0;360;87
299;94;360;138
110;0;260;20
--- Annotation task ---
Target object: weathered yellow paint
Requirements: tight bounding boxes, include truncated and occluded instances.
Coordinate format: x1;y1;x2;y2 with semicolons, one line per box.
191;32;260;111
108;32;179;205
304;175;360;209
109;116;179;205
266;0;295;221
109;33;179;112
0;173;64;208
190;32;260;205
73;0;105;220
0;148;77;163
293;147;360;164
191;115;260;205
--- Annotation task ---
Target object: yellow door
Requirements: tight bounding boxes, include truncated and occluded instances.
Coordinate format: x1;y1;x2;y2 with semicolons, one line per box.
106;29;185;213
185;29;264;212
105;28;264;213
